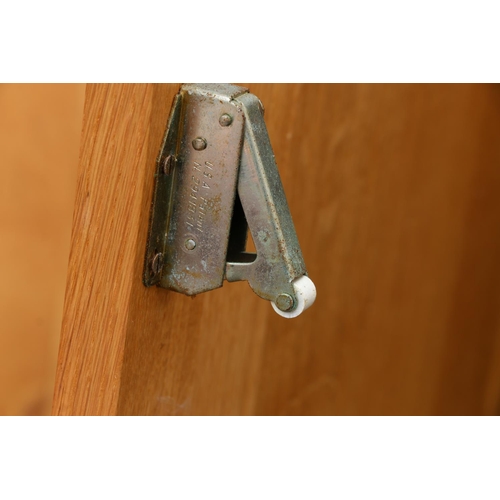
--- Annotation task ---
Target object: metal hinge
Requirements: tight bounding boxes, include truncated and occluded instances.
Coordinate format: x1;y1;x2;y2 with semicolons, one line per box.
143;84;316;318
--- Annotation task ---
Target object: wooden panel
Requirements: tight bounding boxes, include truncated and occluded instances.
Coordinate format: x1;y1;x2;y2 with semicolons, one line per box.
0;84;85;415
53;84;181;415
53;84;500;415
250;84;500;415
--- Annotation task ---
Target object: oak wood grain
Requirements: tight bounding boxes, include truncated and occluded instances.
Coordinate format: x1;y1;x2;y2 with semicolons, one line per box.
53;84;500;415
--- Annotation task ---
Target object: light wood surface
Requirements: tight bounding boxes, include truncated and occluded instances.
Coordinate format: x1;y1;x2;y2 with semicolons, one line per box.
53;84;500;415
0;84;85;415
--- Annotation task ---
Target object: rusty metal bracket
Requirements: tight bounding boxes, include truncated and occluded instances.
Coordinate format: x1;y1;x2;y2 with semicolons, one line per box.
143;84;316;318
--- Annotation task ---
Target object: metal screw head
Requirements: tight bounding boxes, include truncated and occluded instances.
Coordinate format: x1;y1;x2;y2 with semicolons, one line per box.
219;114;233;127
257;99;265;114
192;137;207;151
163;155;175;175
151;252;164;275
185;238;196;251
275;293;295;312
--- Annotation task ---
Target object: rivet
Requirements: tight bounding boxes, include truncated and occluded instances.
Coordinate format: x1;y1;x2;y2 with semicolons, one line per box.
275;293;295;312
219;114;233;127
185;239;196;251
151;252;164;275
192;137;207;151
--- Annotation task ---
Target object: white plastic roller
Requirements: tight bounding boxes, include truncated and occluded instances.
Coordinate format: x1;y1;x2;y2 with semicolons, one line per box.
271;275;317;319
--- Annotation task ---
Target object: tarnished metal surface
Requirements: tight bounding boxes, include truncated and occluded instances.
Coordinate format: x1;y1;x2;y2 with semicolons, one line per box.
144;84;246;294
144;84;309;309
143;92;182;287
225;92;306;305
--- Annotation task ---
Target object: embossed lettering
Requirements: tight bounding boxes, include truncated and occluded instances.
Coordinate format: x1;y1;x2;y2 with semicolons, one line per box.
185;161;216;232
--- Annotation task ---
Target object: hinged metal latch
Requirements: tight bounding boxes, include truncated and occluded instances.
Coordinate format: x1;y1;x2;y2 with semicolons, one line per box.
143;84;316;318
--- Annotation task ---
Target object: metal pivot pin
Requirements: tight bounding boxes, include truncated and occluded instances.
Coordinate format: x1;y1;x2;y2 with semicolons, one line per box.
143;84;316;318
